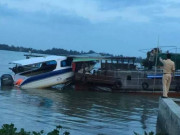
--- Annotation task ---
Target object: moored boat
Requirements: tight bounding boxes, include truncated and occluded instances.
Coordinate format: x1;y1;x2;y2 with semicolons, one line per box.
74;48;180;93
1;55;74;89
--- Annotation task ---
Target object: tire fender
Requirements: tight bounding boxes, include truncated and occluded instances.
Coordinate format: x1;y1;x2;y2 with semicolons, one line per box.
113;80;122;89
142;82;149;90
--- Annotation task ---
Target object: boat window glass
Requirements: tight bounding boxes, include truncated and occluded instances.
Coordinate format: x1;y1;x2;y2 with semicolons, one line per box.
19;60;57;76
61;59;72;67
39;60;57;68
118;60;122;63
46;60;57;65
26;63;41;69
24;64;40;70
102;60;106;63
107;60;111;63
127;75;131;80
113;60;117;63
124;59;128;64
128;59;134;64
11;63;41;74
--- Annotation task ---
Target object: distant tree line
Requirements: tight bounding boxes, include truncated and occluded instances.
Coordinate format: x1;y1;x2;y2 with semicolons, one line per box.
0;43;144;63
0;44;113;56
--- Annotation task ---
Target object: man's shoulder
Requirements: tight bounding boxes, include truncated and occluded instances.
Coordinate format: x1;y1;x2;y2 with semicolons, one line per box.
170;59;175;63
170;60;175;65
167;59;174;62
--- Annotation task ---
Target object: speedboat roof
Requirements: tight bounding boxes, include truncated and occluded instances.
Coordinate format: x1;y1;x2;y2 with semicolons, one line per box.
69;53;108;62
10;55;67;66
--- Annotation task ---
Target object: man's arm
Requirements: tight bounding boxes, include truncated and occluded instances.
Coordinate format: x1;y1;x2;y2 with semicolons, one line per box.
159;57;164;64
172;62;175;80
172;70;175;80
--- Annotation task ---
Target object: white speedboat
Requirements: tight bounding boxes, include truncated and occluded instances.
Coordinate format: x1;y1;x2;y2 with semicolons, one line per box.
9;55;74;89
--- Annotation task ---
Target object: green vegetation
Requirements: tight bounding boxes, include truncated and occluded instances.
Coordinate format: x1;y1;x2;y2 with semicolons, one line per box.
0;124;166;135
0;124;70;135
0;43;112;56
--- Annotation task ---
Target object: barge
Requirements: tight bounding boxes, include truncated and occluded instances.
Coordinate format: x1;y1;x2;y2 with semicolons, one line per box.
74;52;180;93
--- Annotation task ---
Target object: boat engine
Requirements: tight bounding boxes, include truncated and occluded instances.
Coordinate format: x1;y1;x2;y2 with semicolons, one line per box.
1;74;14;86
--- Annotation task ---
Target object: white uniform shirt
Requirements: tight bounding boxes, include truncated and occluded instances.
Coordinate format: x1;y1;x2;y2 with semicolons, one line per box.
159;58;175;74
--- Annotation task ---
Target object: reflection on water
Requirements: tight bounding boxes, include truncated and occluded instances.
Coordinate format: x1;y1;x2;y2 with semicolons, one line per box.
0;87;159;135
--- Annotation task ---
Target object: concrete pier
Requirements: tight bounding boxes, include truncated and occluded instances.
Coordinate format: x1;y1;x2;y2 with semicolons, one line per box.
157;97;180;135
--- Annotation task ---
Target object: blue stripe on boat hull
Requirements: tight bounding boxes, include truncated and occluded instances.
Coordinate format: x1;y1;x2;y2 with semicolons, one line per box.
21;68;72;86
147;74;180;79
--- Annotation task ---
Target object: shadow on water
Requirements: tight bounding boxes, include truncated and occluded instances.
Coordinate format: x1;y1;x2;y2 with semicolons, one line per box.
0;85;160;135
0;86;14;91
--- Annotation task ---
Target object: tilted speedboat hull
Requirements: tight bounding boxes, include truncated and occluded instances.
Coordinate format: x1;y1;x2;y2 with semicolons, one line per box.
19;68;74;89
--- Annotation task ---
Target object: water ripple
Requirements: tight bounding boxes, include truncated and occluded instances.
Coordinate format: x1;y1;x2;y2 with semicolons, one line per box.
0;87;159;135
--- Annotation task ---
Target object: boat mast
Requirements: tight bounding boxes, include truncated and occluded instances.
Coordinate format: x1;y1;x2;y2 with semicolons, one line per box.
153;37;159;92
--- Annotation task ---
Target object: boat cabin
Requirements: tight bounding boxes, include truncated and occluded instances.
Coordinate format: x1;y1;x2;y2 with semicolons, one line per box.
10;56;72;76
100;56;136;70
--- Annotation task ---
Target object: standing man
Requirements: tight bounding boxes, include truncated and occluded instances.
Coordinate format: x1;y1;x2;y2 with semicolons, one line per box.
148;49;155;70
159;53;175;98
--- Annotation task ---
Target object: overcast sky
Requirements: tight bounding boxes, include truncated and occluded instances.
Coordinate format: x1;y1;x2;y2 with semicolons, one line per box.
1;0;180;57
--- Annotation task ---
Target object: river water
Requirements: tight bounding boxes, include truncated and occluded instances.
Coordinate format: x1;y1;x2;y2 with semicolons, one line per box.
0;50;159;135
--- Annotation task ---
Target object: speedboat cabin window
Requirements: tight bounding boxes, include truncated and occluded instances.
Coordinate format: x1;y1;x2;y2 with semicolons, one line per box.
61;59;72;67
11;63;41;74
19;60;57;76
40;60;57;70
